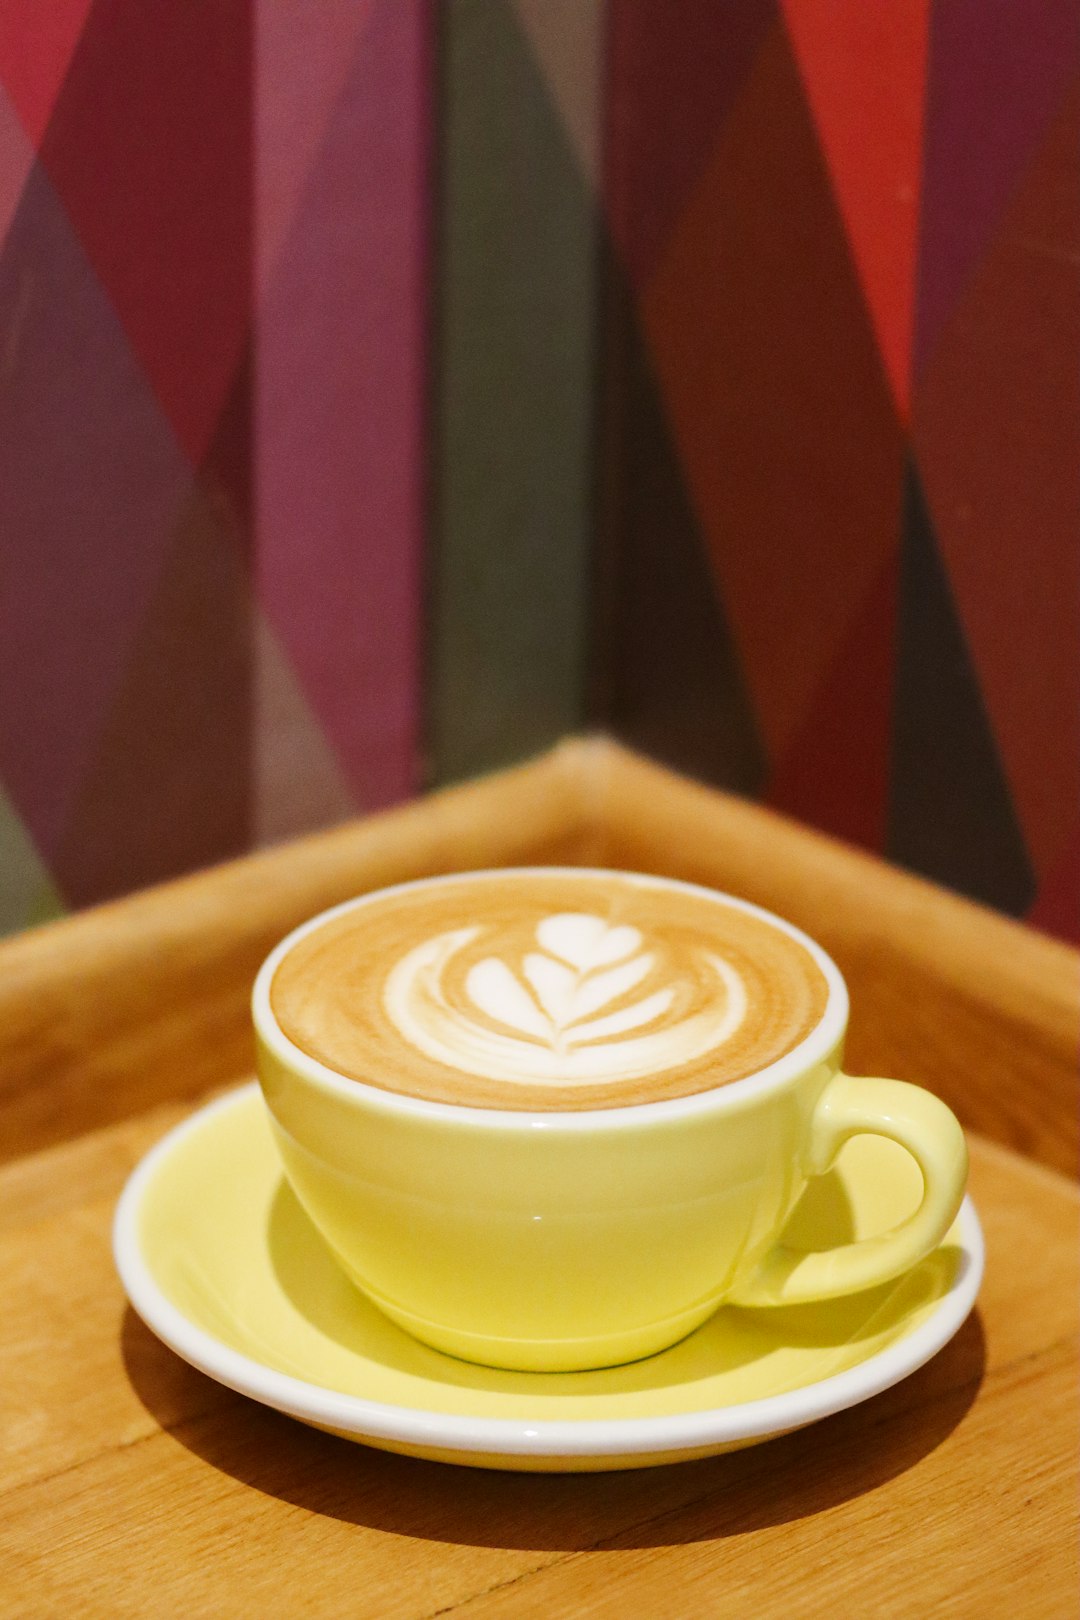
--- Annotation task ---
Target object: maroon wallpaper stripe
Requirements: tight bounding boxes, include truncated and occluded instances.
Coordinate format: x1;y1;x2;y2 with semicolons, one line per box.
0;0;1073;944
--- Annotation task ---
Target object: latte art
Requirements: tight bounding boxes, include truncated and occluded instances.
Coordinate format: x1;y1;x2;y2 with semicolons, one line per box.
384;913;748;1085
269;871;830;1110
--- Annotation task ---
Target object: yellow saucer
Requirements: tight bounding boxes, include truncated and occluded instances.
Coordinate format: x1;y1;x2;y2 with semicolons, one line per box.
114;1085;982;1471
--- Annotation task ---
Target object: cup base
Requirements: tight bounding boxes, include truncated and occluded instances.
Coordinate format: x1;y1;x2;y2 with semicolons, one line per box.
360;1283;724;1373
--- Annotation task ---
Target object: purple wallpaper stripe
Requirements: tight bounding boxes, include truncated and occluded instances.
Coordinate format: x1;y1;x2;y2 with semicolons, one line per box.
255;0;430;811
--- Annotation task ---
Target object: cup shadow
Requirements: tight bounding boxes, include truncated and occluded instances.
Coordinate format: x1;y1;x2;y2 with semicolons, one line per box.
121;1307;984;1549
121;1147;986;1555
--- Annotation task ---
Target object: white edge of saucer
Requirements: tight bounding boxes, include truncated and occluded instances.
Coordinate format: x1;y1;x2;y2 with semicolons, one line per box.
113;1083;985;1464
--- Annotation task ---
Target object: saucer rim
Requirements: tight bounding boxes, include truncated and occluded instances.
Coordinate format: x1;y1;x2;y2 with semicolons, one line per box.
113;1083;984;1462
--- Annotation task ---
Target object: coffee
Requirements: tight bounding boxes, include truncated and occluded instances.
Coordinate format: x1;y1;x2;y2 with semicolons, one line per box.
270;871;829;1111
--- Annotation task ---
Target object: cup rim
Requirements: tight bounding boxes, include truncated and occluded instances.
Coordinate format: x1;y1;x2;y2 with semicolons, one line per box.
251;867;850;1131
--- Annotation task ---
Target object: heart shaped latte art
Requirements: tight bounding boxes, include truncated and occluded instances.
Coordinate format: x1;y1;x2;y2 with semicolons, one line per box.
382;912;747;1086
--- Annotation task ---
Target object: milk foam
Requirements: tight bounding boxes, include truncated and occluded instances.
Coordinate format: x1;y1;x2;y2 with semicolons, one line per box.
269;873;830;1110
383;911;748;1084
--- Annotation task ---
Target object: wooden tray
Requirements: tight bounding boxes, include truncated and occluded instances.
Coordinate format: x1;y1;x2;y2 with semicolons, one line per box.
2;739;1076;1616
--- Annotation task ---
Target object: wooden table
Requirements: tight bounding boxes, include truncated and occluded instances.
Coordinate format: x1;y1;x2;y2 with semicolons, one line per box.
1;741;1076;1617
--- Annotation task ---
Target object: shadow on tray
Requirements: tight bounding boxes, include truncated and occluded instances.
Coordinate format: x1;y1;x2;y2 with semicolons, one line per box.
120;1296;985;1553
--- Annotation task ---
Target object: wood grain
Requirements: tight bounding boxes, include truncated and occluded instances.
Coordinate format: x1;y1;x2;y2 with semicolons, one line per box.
0;741;1077;1615
0;1107;1074;1618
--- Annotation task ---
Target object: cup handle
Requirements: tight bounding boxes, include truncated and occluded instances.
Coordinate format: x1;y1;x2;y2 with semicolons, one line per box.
728;1074;969;1307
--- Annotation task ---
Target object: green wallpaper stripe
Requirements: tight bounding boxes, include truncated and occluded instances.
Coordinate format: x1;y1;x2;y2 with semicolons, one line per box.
0;788;65;938
427;0;601;784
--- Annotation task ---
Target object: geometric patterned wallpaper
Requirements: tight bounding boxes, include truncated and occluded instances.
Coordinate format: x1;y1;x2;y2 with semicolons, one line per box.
0;1;1076;942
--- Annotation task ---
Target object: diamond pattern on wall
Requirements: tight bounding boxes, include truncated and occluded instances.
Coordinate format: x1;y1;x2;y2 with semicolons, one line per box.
888;467;1036;914
255;0;428;811
0;0;427;930
0;788;64;938
914;81;1080;881
0;160;192;859
0;0;1074;943
781;0;929;415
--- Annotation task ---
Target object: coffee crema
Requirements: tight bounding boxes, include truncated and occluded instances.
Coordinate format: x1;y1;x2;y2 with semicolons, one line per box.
269;872;830;1110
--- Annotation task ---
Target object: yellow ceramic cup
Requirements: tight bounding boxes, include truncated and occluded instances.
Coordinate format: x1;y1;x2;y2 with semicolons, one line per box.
253;874;968;1372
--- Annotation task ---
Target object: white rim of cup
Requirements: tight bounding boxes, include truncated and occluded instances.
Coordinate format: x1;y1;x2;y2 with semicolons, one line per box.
251;867;851;1130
